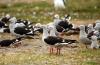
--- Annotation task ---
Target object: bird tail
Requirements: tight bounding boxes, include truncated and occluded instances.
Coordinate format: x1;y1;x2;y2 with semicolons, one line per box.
63;39;78;44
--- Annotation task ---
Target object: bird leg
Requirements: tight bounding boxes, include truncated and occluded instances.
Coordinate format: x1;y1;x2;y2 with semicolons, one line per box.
49;47;51;54
86;45;88;49
51;47;54;54
49;46;54;54
57;48;60;55
56;47;61;55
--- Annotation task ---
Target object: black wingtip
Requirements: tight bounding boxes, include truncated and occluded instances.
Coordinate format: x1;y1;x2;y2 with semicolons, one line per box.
16;37;24;41
64;39;79;44
99;46;100;48
75;40;79;43
70;40;79;43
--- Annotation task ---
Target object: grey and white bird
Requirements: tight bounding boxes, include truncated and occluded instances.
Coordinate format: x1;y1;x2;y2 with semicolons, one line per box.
79;25;91;48
90;35;100;49
94;20;100;31
9;17;18;36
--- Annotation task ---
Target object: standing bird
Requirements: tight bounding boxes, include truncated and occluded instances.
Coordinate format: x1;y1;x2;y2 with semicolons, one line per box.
79;25;91;48
54;0;65;9
42;25;78;55
94;20;100;31
90;35;100;49
9;17;17;36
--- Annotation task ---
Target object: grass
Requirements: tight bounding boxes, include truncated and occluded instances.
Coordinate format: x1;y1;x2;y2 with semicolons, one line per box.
0;0;100;65
0;47;100;65
0;0;100;23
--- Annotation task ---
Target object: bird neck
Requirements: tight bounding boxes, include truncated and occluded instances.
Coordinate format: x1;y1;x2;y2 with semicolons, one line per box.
53;19;60;26
91;39;98;48
42;27;49;39
50;27;56;36
80;30;87;37
9;23;15;30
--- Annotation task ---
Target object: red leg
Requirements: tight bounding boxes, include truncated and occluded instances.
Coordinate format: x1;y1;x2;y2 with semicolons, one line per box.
51;47;53;54
56;48;58;55
49;46;54;54
56;47;61;55
49;47;51;54
58;48;61;55
56;47;59;55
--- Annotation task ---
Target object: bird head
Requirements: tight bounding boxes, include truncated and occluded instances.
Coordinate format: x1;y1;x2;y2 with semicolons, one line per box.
54;14;59;19
79;25;85;31
5;14;11;19
9;17;17;23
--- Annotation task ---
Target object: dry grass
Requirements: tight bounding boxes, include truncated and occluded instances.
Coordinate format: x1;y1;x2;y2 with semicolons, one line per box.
0;0;100;65
0;20;99;65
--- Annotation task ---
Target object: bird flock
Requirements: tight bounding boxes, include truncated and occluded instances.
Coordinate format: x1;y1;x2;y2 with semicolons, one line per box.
0;14;100;55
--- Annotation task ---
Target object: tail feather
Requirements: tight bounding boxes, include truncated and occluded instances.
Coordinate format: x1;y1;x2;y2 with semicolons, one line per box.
63;39;78;44
60;43;69;45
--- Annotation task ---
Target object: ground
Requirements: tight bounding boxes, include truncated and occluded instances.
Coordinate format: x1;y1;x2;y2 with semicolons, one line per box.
0;1;100;65
0;20;99;65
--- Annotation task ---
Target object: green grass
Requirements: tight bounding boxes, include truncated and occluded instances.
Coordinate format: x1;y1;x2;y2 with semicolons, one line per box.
0;0;100;23
83;61;99;65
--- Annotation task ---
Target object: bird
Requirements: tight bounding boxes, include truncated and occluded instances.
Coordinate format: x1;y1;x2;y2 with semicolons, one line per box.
42;25;78;55
57;19;72;31
54;14;76;32
0;21;10;33
0;21;7;28
54;0;65;10
53;14;62;27
0;28;10;33
90;35;100;49
94;20;100;31
53;14;79;36
79;25;92;48
34;23;43;33
0;37;22;47
9;17;35;38
46;14;77;37
64;14;71;22
23;19;32;26
0;14;11;24
52;14;68;35
87;24;94;34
